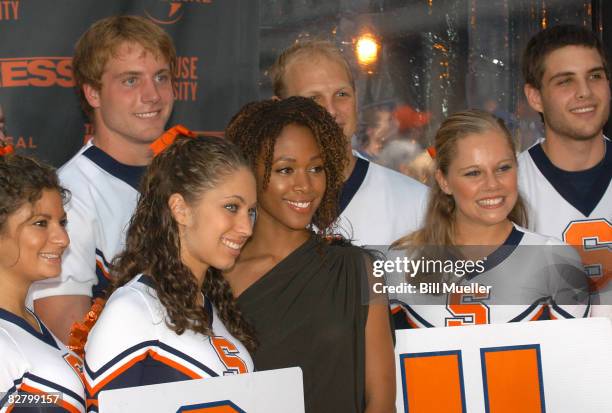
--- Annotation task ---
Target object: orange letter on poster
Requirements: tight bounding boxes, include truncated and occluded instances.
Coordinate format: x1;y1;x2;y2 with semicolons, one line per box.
401;351;465;413
481;345;545;413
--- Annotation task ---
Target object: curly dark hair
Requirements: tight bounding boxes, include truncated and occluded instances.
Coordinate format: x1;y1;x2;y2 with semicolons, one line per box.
0;147;68;232
225;96;347;234
109;136;257;352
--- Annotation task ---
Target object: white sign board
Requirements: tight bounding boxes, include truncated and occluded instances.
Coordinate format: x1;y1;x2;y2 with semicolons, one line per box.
98;367;304;413
395;318;612;413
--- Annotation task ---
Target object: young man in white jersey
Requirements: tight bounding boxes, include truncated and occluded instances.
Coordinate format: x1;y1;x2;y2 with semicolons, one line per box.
29;16;176;343
269;40;429;246
519;25;611;318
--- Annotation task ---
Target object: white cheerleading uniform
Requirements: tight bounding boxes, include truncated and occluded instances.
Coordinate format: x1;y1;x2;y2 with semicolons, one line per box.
0;308;86;413
84;275;253;412
391;226;591;329
518;138;611;304
337;156;429;246
28;141;145;301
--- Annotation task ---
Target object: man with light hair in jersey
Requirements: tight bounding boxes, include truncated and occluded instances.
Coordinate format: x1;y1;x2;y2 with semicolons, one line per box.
519;24;611;319
269;40;429;246
29;15;176;343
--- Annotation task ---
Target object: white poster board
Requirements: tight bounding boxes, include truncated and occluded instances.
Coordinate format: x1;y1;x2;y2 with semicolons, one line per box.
98;367;304;413
395;318;612;413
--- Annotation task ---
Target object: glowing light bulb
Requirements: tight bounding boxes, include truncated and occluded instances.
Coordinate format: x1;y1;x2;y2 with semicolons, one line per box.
356;33;380;67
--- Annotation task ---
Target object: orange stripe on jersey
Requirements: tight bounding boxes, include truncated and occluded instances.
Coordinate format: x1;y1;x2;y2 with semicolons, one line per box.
182;406;242;412
87;349;202;396
149;351;203;379
95;259;111;280
529;305;545;321
393;305;420;328
405;314;419;329
15;383;81;413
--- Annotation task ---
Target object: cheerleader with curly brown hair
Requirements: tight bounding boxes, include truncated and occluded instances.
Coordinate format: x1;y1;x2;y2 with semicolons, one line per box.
84;136;257;406
224;97;395;413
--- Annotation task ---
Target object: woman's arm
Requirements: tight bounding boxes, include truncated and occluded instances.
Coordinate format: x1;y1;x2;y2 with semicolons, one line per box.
364;301;396;413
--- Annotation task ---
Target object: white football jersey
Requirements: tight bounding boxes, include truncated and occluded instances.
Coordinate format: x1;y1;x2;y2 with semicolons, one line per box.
0;308;86;412
337;156;429;246
518;139;611;299
84;275;253;408
28;141;145;301
390;226;590;329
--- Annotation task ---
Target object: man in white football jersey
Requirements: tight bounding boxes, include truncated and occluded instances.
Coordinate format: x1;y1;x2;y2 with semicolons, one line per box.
29;16;176;343
269;40;429;246
519;25;611;317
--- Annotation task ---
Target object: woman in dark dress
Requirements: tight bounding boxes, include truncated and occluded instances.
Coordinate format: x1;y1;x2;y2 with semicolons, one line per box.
224;97;395;413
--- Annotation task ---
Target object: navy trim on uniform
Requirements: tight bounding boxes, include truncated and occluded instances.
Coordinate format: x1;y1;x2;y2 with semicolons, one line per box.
137;274;156;289
0;373;85;410
465;227;523;280
339;157;369;213
92;248;112;299
83;145;146;191
583;300;591;318
550;302;576;319
204;297;213;329
528;140;611;216
84;340;220;381
508;297;550;322
23;372;86;408
0;378;20;407
0;308;59;350
403;304;434;328
90;356;193;394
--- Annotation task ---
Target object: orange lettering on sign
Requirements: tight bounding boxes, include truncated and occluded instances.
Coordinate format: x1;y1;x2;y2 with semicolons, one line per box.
28;60;56;87
401;351;465;413
1;61;28;87
481;346;545;413
0;58;74;88
177;401;244;413
0;1;19;20
400;345;546;413
5;136;36;149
